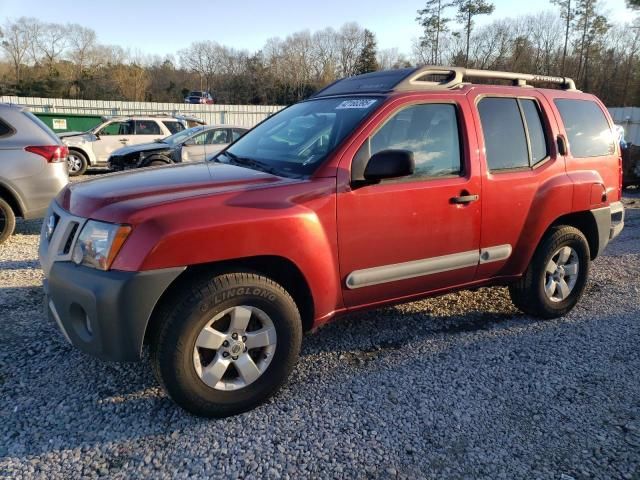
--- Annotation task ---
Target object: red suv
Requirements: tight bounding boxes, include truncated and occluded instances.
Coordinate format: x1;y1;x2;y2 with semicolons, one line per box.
39;67;625;417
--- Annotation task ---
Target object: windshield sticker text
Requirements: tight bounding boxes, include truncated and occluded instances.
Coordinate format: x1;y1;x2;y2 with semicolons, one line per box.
336;99;377;110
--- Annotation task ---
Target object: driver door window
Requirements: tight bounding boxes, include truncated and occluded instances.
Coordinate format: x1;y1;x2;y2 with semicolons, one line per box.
368;103;462;181
206;129;230;145
97;122;129;136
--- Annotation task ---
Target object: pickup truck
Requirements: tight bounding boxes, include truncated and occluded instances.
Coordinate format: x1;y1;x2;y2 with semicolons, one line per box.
39;66;625;417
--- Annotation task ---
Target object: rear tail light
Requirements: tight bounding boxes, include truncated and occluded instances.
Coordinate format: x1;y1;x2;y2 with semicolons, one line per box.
25;145;69;163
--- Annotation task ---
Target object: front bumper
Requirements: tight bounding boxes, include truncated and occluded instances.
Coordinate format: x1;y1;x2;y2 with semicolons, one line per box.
44;262;184;361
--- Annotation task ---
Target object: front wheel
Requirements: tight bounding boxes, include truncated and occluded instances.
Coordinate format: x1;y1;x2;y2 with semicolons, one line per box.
151;272;302;417
509;226;590;319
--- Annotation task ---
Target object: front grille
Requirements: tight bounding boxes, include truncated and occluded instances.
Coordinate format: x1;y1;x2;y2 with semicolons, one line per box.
40;203;87;276
63;222;79;254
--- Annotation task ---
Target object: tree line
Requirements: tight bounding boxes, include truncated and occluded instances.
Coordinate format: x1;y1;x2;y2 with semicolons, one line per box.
0;0;638;106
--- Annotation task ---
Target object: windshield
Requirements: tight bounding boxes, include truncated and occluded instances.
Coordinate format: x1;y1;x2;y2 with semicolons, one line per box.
217;97;381;177
163;126;204;145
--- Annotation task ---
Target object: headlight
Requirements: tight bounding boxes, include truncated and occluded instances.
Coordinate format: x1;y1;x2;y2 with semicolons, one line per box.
72;220;132;270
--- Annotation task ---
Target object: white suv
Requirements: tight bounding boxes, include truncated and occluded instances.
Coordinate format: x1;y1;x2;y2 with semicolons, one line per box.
60;116;186;176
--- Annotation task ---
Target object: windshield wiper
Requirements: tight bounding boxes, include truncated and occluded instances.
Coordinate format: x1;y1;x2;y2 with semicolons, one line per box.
218;151;285;177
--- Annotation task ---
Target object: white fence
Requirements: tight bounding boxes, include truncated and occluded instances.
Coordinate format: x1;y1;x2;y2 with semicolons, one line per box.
0;96;284;128
609;107;640;145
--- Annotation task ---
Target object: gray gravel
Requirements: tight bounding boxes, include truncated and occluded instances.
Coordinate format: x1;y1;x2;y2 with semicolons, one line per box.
1;186;639;479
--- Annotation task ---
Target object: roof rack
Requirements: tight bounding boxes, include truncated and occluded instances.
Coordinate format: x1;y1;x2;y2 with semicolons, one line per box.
312;66;577;98
395;66;577;91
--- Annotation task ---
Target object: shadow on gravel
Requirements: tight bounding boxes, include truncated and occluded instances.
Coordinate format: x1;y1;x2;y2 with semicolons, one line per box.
0;260;39;270
13;219;42;235
301;309;529;357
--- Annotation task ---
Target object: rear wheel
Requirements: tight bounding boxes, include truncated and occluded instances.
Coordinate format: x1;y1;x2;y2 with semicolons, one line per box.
67;150;88;176
150;272;302;417
509;226;590;319
0;197;16;245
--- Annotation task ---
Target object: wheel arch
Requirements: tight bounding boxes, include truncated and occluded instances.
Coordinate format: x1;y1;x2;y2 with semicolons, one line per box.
68;146;90;165
549;210;600;260
144;255;315;347
143;154;173;166
0;181;23;217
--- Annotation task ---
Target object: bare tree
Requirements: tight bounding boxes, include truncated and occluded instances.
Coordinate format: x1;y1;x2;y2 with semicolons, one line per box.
336;23;366;77
36;22;68;70
1;18;33;82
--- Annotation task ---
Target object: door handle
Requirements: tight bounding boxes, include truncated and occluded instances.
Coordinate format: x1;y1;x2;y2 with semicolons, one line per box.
451;194;479;204
119;138;128;144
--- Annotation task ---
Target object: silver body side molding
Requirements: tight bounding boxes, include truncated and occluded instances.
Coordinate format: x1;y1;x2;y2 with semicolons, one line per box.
345;244;512;290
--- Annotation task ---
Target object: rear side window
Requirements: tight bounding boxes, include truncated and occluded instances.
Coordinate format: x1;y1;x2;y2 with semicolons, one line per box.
134;120;162;135
163;121;184;134
478;98;549;171
554;99;614;157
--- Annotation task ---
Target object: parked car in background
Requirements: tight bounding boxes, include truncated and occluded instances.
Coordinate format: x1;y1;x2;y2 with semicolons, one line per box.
39;66;624;417
0;103;68;244
60;116;187;176
184;91;215;104
108;125;248;171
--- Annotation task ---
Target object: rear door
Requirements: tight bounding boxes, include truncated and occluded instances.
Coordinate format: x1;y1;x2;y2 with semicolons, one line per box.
131;120;164;146
468;88;568;280
337;96;482;308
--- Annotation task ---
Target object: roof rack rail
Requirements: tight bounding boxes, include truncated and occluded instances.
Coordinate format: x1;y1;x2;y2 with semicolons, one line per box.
395;66;577;91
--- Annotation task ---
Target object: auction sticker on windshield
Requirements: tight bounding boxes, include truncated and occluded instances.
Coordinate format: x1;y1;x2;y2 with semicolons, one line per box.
336;99;377;109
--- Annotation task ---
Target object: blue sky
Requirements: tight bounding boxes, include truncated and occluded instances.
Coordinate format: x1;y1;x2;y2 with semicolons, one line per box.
0;0;634;57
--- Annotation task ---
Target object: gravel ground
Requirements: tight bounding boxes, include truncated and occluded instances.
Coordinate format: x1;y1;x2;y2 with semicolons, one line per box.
1;184;639;479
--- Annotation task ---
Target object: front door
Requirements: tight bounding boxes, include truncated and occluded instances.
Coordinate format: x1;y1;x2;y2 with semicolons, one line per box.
94;120;132;163
337;99;482;308
183;129;230;162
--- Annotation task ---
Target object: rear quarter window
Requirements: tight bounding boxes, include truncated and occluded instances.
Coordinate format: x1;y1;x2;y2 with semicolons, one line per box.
22;111;60;143
554;99;615;158
0;117;15;138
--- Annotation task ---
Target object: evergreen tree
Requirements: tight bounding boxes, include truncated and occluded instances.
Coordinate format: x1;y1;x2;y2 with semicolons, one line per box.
355;29;379;74
453;0;495;67
551;0;574;75
416;0;453;64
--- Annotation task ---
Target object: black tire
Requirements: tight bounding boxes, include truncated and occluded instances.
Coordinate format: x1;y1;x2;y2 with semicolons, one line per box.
0;197;16;245
509;226;590;319
67;149;88;176
150;272;302;417
146;157;171;167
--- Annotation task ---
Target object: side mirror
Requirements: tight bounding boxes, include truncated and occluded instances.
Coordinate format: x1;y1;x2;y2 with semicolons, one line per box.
557;135;568;156
363;149;414;182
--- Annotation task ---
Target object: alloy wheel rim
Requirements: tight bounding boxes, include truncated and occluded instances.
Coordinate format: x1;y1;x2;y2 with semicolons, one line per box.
192;305;277;391
67;155;82;172
544;246;579;303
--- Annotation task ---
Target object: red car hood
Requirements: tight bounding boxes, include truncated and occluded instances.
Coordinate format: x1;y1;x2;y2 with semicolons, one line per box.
58;162;291;220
